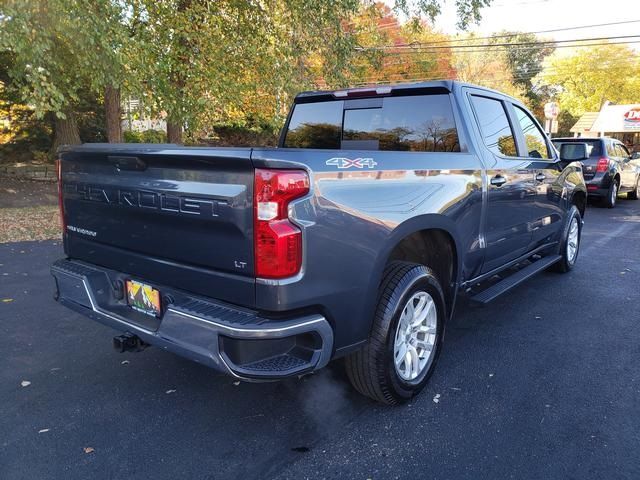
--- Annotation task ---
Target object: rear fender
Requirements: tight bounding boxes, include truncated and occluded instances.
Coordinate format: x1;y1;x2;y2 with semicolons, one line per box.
360;215;463;336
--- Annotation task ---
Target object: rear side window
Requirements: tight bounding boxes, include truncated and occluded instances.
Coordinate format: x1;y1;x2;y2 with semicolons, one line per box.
283;94;460;152
284;100;343;149
470;95;517;157
513;105;550;159
342;95;460;152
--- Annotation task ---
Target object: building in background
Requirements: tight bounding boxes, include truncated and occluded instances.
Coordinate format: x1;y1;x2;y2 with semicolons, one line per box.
121;97;166;133
570;102;640;152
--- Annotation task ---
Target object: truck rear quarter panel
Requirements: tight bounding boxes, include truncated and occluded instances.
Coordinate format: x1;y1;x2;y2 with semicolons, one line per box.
251;148;484;353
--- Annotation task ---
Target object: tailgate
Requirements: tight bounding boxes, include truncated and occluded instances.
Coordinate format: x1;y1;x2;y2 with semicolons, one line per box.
59;145;255;306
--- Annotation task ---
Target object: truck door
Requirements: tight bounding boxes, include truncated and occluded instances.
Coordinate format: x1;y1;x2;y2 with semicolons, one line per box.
509;102;564;247
467;92;536;273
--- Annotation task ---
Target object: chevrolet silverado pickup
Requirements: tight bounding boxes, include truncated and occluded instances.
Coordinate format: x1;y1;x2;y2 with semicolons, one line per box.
52;81;587;404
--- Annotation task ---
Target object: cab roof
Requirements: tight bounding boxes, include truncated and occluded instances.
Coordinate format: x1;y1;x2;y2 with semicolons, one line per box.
294;80;511;103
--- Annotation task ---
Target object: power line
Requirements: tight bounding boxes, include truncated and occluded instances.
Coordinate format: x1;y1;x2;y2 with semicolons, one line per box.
355;59;639;83
357;34;640;51
351;15;640;44
346;59;640;87
407;19;640;45
355;39;640;56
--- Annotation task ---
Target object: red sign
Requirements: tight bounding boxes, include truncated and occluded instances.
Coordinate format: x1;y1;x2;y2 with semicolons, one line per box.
624;108;640;122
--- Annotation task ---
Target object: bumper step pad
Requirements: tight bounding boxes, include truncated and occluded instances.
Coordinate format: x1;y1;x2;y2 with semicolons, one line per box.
51;258;334;381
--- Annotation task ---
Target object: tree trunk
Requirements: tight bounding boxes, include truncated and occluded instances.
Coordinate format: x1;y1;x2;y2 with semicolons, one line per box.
50;109;81;157
105;85;122;143
167;119;183;144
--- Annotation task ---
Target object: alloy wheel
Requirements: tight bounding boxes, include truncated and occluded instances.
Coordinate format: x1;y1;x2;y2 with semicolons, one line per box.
567;217;579;263
393;291;438;382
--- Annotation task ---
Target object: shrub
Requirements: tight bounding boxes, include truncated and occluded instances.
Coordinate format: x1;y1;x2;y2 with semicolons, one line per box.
123;129;166;143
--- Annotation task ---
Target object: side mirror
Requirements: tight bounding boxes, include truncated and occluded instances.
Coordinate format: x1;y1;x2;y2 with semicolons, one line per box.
631;152;640;160
559;143;589;162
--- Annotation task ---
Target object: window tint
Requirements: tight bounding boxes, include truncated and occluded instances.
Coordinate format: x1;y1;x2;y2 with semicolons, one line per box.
342;95;460;152
514;105;550;159
470;95;517;157
284;100;343;149
606;141;616;157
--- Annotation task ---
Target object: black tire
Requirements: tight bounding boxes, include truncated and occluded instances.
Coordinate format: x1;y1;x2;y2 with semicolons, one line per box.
551;205;582;273
627;177;639;200
603;178;619;208
345;261;445;405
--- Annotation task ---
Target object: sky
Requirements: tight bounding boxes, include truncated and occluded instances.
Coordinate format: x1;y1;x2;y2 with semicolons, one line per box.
429;0;639;43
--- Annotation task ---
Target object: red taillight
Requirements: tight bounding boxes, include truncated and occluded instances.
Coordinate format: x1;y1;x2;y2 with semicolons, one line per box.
254;169;309;279
56;159;66;233
596;158;609;173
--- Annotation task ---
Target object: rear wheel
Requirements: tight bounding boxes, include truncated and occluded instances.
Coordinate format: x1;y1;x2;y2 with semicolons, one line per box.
551;205;582;273
603;179;618;208
345;262;445;405
627;177;639;200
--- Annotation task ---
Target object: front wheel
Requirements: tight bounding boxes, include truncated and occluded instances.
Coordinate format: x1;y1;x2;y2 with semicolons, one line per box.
345;262;445;405
551;205;582;273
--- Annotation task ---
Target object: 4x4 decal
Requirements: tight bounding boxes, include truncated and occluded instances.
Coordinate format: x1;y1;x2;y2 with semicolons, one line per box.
326;157;378;169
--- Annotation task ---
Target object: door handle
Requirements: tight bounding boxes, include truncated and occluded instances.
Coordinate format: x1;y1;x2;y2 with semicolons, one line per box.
535;173;546;182
490;175;507;187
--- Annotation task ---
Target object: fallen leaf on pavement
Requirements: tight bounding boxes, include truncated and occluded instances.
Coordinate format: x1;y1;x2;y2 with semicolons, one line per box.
83;447;95;454
21;380;31;387
166;389;176;394
433;393;441;403
38;429;50;434
121;360;129;365
233;381;241;386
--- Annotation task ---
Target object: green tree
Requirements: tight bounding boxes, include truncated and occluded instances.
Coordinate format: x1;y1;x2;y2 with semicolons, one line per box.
1;0;494;149
127;0;494;143
0;0;128;150
535;44;640;116
452;37;525;101
490;31;555;109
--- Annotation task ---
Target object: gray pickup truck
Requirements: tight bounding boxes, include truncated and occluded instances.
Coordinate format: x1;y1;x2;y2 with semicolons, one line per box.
52;81;587;404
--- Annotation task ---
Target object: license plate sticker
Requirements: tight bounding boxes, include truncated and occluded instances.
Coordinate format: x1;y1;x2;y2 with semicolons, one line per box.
126;280;161;317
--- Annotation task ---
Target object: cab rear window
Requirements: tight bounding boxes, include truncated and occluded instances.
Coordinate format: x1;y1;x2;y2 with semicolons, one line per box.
283;100;343;149
552;139;602;158
283;94;460;152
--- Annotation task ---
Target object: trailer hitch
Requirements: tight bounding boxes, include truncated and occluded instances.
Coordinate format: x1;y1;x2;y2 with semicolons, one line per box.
113;332;149;353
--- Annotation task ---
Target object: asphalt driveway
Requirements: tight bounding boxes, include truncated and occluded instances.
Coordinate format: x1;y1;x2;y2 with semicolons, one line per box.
1;200;639;479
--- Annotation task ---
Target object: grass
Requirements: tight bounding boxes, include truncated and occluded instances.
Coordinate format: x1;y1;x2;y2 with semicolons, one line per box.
0;205;62;243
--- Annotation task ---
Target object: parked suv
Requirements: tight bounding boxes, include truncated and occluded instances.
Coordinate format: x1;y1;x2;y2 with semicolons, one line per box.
552;137;640;208
52;81;587;404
